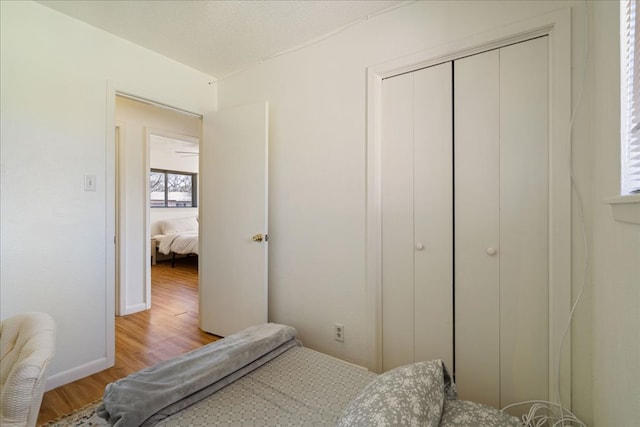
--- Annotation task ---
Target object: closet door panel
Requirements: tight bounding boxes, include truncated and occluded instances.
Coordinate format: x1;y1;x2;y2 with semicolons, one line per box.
499;37;549;407
413;63;454;371
381;73;416;371
454;50;501;408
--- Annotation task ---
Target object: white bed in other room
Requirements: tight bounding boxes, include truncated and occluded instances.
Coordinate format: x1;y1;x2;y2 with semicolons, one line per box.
152;216;198;266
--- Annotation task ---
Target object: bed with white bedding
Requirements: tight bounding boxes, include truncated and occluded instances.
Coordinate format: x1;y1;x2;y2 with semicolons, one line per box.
96;324;522;427
157;231;198;256
153;217;198;267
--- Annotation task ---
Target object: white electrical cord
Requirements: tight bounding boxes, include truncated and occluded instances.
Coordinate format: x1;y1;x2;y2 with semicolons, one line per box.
501;2;591;426
501;401;587;427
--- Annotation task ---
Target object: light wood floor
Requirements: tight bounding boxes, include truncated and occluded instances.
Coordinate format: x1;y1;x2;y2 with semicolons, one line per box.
37;257;219;425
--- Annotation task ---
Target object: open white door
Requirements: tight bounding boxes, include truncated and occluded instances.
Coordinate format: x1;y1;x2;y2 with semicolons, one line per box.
199;102;269;337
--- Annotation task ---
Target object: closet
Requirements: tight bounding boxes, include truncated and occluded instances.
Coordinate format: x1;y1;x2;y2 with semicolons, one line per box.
381;36;548;411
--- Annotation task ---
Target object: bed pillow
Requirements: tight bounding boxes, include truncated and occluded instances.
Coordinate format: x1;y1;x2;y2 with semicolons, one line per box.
159;217;198;235
336;360;450;427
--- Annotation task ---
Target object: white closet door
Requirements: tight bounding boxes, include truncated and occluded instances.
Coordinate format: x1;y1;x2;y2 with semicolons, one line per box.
382;72;415;371
455;37;549;410
454;49;501;409
382;63;453;372
382;74;414;371
499;37;549;409
413;64;454;370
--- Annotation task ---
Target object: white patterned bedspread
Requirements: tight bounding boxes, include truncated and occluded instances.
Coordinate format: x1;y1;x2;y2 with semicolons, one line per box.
157;346;377;426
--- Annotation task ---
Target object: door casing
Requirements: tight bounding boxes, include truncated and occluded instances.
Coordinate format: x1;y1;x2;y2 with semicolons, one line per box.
114;96;202;317
106;83;211;369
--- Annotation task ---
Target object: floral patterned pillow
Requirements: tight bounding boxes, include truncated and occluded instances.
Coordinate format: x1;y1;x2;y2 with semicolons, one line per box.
336;360;452;427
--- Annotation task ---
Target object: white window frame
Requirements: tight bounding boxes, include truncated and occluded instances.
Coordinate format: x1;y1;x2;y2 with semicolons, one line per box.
609;1;640;225
621;0;640;195
150;168;198;208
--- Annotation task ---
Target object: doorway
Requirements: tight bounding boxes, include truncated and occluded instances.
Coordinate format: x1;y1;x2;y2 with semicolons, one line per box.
115;95;202;316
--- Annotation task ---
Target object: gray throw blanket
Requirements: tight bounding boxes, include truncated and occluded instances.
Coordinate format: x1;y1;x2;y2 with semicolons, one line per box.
96;323;301;427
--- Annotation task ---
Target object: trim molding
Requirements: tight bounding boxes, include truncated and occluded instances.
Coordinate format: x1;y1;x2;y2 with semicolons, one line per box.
105;80;209;375
605;195;640;224
124;303;148;315
365;8;572;408
45;357;109;391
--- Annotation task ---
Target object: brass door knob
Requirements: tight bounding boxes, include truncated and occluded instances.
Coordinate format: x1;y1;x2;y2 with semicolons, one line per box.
252;233;264;242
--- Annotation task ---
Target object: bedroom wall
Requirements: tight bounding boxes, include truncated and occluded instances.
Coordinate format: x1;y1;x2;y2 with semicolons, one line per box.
115;96;201;313
0;1;215;388
216;1;638;425
590;2;640;424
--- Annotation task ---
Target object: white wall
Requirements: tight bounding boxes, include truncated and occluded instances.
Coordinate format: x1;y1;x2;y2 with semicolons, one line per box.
0;1;215;388
115;96;201;313
216;1;635;425
591;2;640;425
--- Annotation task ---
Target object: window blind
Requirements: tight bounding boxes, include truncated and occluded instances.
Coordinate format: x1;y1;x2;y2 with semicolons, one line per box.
623;0;640;194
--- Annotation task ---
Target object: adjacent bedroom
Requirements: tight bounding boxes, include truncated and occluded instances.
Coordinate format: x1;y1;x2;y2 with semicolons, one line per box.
115;95;201;318
150;137;200;269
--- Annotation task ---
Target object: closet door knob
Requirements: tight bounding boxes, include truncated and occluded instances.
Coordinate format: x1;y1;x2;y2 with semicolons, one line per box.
486;247;497;256
415;243;424;250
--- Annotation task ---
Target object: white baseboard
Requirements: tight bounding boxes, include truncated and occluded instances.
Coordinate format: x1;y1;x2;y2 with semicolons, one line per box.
45;357;111;391
123;303;147;315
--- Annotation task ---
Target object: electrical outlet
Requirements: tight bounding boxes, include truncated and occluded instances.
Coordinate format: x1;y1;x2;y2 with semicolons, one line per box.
334;323;344;342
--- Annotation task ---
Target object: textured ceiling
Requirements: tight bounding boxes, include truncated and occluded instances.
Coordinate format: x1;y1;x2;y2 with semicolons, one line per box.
38;0;405;79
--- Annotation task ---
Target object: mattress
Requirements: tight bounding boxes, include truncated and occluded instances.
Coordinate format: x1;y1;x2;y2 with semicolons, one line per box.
157;346;377;426
158;231;198;255
97;324;522;427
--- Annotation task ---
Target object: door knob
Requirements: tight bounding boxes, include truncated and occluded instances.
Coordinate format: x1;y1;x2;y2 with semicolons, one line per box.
252;233;264;242
486;247;497;256
415;242;424;250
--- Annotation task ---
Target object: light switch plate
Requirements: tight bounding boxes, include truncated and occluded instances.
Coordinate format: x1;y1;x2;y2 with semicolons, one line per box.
84;174;96;191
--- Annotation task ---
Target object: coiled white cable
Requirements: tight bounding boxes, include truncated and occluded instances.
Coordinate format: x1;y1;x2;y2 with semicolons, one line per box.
502;400;587;427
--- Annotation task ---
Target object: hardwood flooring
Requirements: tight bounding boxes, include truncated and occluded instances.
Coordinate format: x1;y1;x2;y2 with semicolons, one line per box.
37;257;219;425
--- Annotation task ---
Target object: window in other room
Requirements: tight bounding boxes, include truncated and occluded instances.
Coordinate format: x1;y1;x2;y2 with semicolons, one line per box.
150;169;197;207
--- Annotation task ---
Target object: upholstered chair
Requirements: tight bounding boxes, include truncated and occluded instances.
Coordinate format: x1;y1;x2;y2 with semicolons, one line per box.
0;312;56;427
